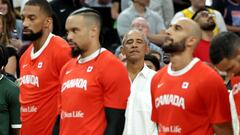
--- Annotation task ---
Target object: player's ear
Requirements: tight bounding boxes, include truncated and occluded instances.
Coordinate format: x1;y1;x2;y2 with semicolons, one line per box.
44;17;52;28
145;44;150;54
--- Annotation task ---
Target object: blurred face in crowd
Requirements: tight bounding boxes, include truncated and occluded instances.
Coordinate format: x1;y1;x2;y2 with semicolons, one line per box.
0;0;8;15
122;30;148;62
215;52;240;77
22;5;48;41
194;10;216;31
145;60;157;71
190;0;206;10
131;17;150;35
65;15;92;57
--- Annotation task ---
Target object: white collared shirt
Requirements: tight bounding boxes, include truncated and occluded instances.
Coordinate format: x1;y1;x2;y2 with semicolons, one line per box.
123;65;158;135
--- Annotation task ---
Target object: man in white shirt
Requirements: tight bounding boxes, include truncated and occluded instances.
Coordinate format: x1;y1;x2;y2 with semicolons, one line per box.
171;0;227;34
121;29;157;135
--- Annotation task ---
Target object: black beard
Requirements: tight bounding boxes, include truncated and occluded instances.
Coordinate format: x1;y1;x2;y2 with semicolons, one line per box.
71;46;83;58
200;23;216;31
161;38;186;53
22;30;43;41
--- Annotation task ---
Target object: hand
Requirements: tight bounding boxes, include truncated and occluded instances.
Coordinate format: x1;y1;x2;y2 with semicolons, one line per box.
9;38;23;50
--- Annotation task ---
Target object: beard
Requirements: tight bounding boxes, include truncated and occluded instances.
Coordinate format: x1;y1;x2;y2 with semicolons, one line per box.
71;46;83;58
22;30;43;41
161;37;186;53
200;20;216;31
200;23;216;31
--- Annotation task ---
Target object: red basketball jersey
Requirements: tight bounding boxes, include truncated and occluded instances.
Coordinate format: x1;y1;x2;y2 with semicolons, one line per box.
151;58;231;135
19;34;71;135
59;49;130;135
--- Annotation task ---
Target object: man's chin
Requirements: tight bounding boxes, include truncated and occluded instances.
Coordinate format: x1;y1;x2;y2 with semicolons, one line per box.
234;72;240;77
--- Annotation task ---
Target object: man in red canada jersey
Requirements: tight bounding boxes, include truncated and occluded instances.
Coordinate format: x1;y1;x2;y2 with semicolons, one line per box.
19;0;71;135
60;8;130;135
151;18;233;135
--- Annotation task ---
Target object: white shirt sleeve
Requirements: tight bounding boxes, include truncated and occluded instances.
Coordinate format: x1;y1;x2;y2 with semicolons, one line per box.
214;10;227;32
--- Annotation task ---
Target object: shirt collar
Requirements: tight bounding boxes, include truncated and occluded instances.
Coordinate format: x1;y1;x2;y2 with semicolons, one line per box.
189;6;193;12
167;58;200;76
138;64;151;79
77;48;106;64
31;33;54;60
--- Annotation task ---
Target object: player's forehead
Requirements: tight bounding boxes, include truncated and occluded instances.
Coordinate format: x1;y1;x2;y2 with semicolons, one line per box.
172;18;196;32
66;15;84;28
22;5;41;16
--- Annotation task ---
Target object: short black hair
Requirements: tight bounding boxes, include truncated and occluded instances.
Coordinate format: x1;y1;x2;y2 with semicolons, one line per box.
0;44;8;73
210;32;240;64
191;7;208;20
144;54;160;70
70;7;102;30
25;0;53;17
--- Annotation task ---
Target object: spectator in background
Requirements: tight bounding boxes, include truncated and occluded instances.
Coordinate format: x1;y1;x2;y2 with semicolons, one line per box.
50;0;85;37
0;44;21;135
19;0;71;134
111;0;120;19
121;29;157;135
171;0;227;35
117;0;165;38
211;0;225;15
144;54;160;71
0;12;18;80
149;0;174;27
121;0;131;11
151;18;233;135
173;0;191;13
0;0;26;79
115;17;164;65
192;8;216;63
224;0;240;35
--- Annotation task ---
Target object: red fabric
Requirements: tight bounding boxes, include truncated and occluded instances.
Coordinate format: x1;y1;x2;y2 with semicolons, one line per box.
59;50;130;135
193;39;211;63
19;35;71;135
151;61;231;135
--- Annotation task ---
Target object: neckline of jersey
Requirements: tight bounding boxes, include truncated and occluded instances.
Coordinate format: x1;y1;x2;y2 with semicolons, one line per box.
167;58;200;76
77;48;106;64
31;33;54;60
